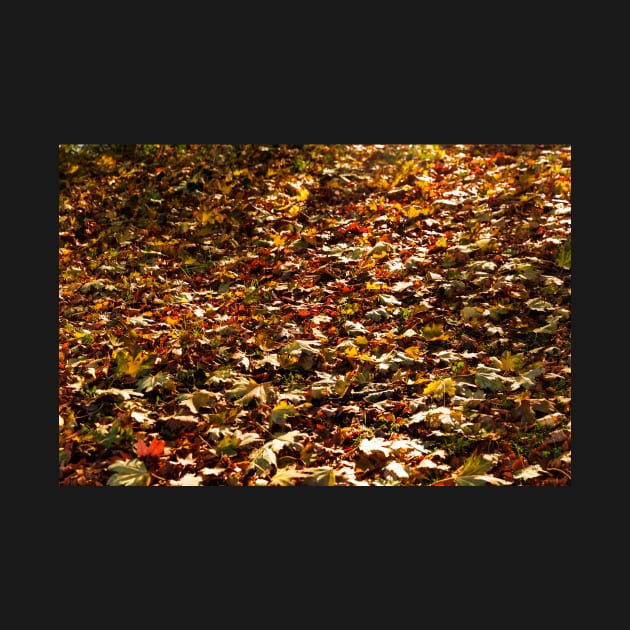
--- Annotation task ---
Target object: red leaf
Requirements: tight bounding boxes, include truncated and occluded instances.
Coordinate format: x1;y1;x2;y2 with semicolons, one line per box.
136;438;165;458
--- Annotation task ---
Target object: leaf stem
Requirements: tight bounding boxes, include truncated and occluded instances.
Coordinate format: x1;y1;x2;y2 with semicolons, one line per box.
546;467;571;480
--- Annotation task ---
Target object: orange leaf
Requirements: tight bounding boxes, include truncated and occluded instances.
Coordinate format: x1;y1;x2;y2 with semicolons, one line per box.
136;438;165;458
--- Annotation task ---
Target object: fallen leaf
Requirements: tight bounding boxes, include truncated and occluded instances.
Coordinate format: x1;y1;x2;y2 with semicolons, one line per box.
107;459;151;486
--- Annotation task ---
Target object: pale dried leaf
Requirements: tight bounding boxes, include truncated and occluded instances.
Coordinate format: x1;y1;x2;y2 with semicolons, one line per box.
170;473;203;486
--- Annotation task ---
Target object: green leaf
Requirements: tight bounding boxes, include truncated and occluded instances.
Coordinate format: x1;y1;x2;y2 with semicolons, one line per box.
93;422;123;448
457;452;495;477
269;402;297;428
453;453;511;486
80;279;105;293
474;366;506;392
206;406;241;426
107;459;151;486
216;435;241;456
533;316;561;335
421;322;448;341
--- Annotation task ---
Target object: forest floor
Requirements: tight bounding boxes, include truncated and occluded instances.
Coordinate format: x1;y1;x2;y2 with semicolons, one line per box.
58;144;571;486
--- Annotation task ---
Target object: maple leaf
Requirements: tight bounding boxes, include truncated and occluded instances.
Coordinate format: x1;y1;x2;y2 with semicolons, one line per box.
170;453;197;467
267;430;308;454
206;406;240;426
453;453;511;486
254;330;278;351
107;459;151;486
533;316;561;335
114;349;155;378
226;378;274;406
513;464;545;481
358;437;391;458
215;434;242;456
382;461;410;483
269;401;297;428
423;378;456;399
269;466;310;485
80;279;105;294
421;322;448;341
474;366;508;392
282;339;322;355
278;339;322;370
423;406;458;430
511;366;544;391
136;372;174;393
136;438;165;458
248;445;277;474
178;390;222;413
366;281;388;291
525;297;553;312
488;350;524;373
344;320;369;336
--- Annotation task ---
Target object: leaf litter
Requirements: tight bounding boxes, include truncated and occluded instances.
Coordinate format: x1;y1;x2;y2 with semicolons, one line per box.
59;144;571;486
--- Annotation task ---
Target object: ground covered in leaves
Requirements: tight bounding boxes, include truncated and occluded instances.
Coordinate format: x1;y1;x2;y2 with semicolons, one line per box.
59;144;571;486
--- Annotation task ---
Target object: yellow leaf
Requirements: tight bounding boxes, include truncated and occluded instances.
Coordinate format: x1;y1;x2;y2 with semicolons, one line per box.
278;353;299;369
403;205;424;219
216;179;235;195
423;378;456;398
114;349;155;378
489;350;523;373
269;402;297;427
421;322;448;341
366;281;388;291
200;209;214;225
404;346;423;359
